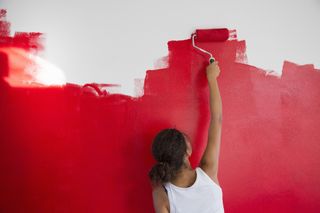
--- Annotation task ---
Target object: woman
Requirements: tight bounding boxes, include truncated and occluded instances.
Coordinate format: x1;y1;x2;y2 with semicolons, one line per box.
149;61;223;213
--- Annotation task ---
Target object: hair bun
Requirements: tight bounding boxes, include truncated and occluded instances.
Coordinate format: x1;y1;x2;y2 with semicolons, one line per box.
148;161;172;184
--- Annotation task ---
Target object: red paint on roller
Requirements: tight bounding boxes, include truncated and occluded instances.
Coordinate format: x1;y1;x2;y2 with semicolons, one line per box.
1;9;320;213
195;28;229;42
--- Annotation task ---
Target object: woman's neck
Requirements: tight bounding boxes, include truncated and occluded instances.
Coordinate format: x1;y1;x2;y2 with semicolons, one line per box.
171;163;196;187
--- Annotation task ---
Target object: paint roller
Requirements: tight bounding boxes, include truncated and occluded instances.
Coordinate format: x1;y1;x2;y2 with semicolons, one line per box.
191;28;230;64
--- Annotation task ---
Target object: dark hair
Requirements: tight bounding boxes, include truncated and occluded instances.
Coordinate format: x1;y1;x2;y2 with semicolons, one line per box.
148;128;189;185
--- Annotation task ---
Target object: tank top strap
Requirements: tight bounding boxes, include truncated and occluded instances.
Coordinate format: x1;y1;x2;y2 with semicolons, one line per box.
197;167;222;189
162;184;168;194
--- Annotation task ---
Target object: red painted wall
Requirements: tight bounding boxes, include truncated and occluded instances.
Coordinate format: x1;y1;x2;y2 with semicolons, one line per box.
1;9;320;212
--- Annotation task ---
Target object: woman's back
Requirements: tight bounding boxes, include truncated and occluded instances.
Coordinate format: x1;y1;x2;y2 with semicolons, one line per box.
163;167;224;213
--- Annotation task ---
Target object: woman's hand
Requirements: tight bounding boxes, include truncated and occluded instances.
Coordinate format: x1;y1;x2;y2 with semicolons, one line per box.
206;61;220;81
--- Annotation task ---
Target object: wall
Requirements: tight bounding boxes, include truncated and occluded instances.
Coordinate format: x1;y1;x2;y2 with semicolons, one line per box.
1;0;319;96
0;1;320;212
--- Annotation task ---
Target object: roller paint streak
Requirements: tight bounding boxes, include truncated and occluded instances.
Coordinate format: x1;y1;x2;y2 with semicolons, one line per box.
1;9;320;213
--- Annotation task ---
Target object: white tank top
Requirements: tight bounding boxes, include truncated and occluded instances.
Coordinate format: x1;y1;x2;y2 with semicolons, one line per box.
163;167;224;213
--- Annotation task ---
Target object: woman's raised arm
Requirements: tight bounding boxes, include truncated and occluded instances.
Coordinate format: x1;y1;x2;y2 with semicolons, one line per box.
199;61;222;184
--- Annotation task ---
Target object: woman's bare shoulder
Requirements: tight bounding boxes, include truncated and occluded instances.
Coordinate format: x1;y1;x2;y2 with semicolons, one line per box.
152;184;169;213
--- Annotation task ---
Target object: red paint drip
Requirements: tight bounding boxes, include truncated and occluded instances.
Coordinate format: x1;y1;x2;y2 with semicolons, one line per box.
1;9;320;213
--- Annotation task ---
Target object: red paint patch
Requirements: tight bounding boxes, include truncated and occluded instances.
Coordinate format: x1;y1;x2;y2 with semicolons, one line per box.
0;9;47;87
1;9;320;213
0;9;43;51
